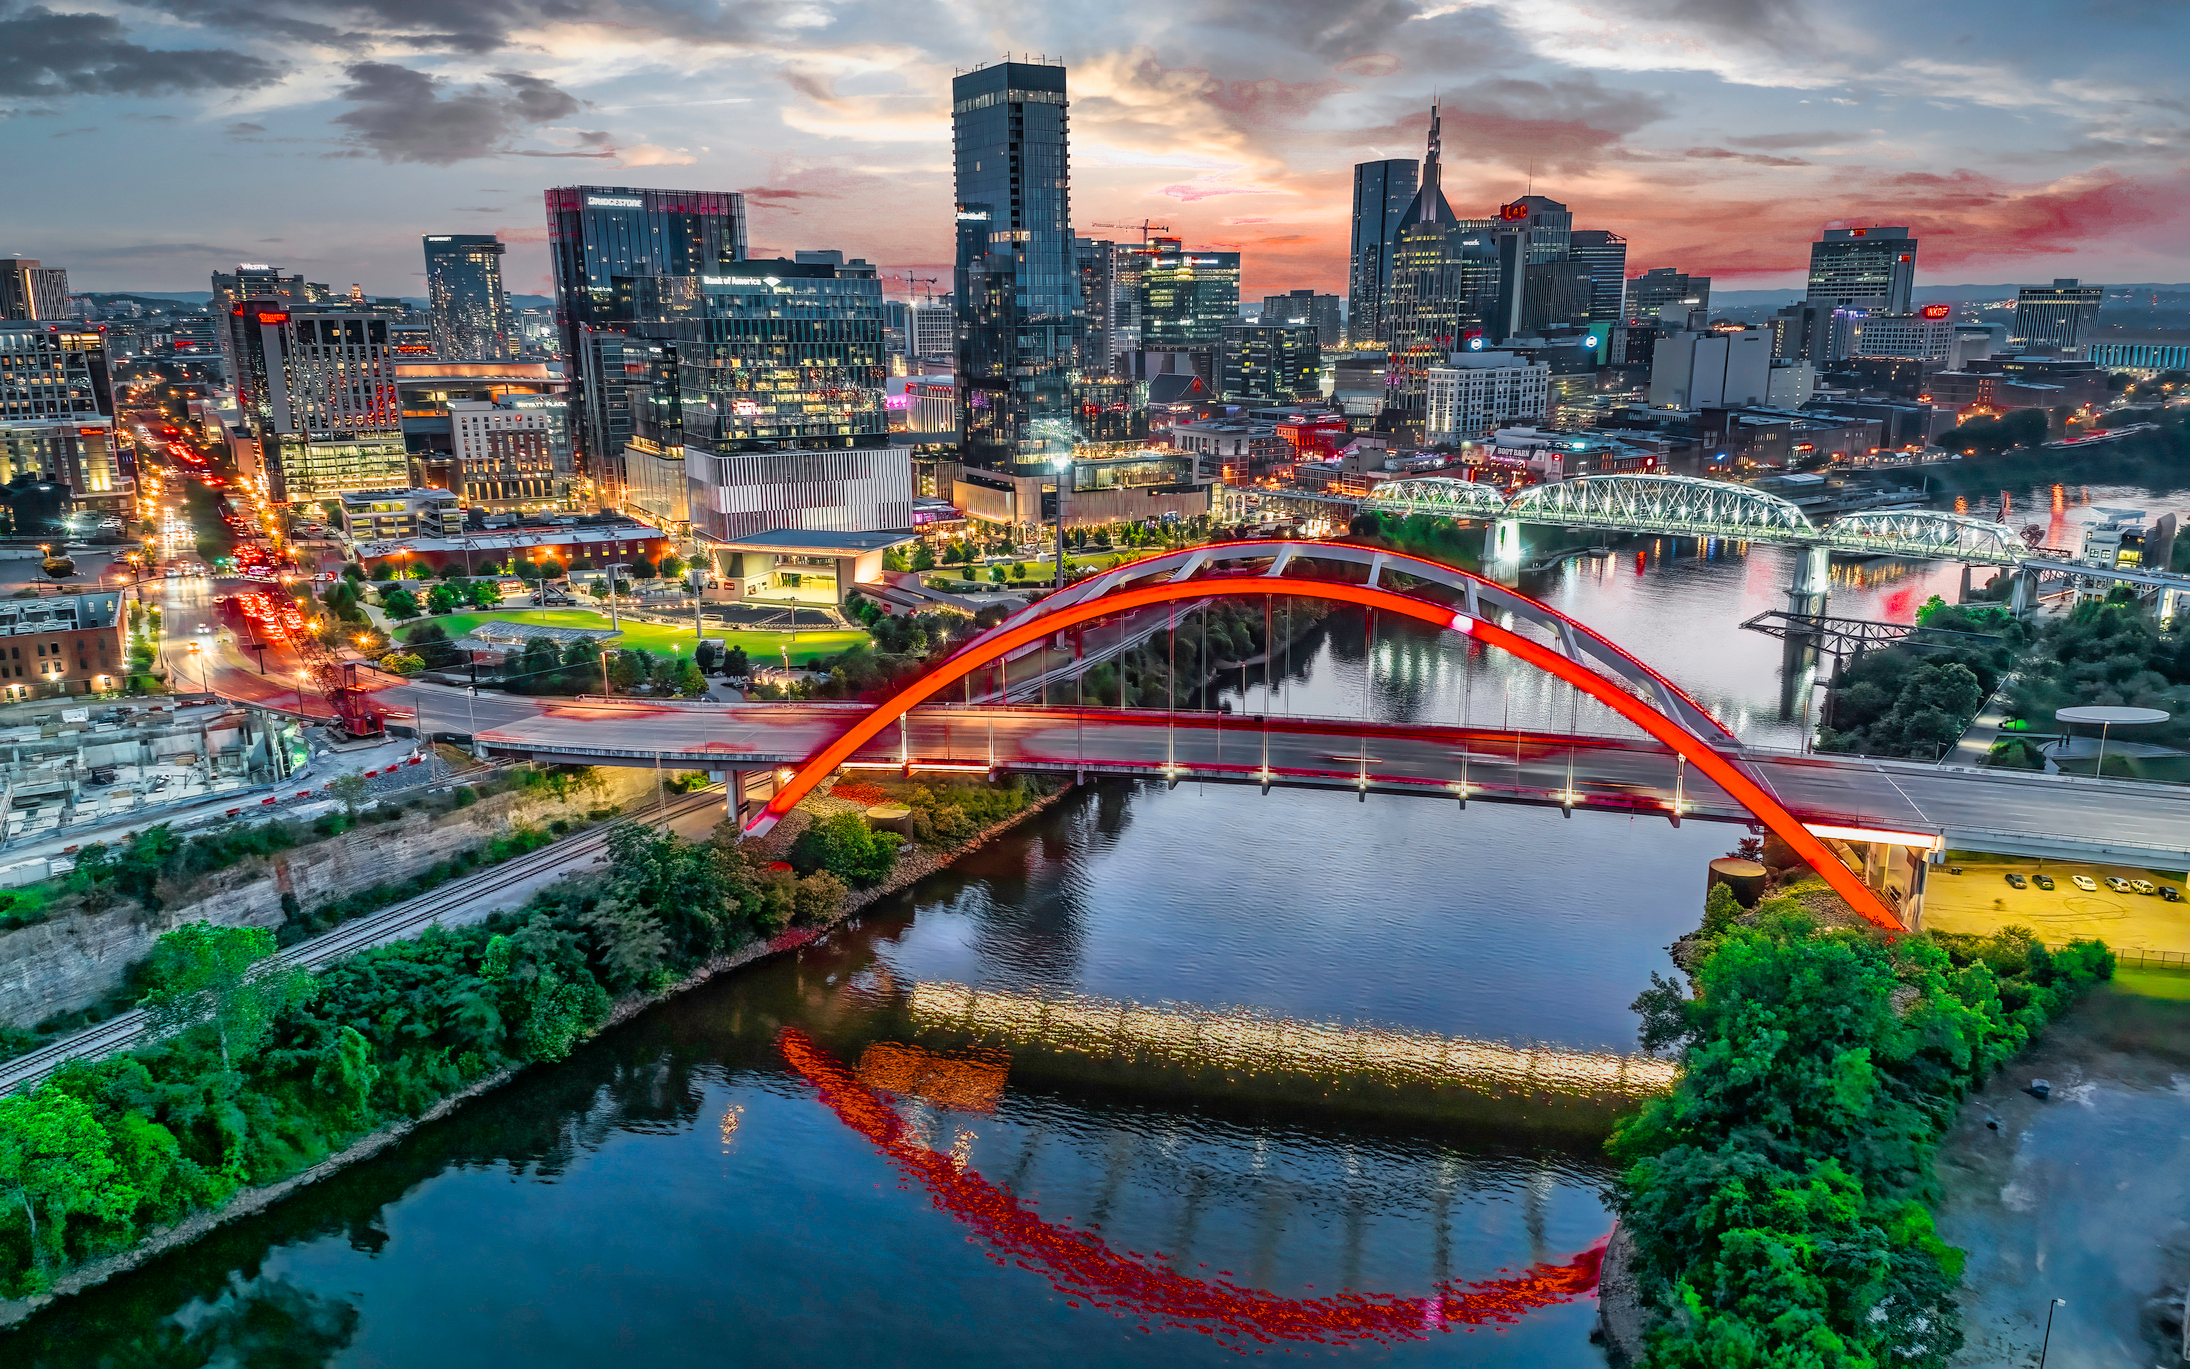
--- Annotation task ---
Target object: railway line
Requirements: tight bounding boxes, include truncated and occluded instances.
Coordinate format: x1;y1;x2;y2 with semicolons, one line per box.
0;785;728;1093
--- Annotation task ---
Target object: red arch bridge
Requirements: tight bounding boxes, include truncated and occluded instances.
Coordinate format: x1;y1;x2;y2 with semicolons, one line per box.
470;541;2190;933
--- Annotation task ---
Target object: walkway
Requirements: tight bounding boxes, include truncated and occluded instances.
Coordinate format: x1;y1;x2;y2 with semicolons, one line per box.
463;701;2190;871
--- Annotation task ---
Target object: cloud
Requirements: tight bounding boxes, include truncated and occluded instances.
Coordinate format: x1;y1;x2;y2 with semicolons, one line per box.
1727;129;1862;150
0;5;282;97
225;120;265;135
331;62;584;164
49;124;95;137
1681;145;1809;166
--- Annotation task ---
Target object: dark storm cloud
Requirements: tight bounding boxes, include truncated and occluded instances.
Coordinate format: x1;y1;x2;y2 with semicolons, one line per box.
331;62;584;164
0;5;282;97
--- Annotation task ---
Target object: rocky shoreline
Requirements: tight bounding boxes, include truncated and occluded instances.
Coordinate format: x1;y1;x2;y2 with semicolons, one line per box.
0;777;1082;1330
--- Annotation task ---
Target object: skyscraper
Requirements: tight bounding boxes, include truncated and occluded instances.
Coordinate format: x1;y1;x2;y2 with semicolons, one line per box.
224;302;408;504
2013;278;2103;355
1383;104;1498;423
1347;159;1418;344
543;186;746;502
0;260;70;321
1568;231;1628;351
0;321;128;513
1626;266;1710;325
952;59;1082;469
1260;290;1343;347
1806;226;1916;314
423;234;514;361
1140;239;1241;348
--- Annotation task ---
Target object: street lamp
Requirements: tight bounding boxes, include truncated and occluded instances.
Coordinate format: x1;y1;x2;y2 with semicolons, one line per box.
2038;1298;2065;1367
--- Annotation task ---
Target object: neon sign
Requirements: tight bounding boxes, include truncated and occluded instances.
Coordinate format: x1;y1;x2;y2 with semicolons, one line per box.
587;196;643;208
1920;304;1951;319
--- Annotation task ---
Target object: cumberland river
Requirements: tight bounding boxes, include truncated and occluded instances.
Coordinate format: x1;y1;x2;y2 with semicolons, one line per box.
11;468;2188;1367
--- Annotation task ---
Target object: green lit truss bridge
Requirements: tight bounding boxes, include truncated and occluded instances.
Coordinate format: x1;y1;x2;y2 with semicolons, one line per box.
1343;474;2030;564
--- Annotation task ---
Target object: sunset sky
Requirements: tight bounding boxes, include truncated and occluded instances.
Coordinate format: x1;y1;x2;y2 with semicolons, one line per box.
8;0;2190;301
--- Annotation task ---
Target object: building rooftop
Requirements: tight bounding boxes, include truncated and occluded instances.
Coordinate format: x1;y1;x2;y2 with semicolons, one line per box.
354;523;666;558
701;529;915;555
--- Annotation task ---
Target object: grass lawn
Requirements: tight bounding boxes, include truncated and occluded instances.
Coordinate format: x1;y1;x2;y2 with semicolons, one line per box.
420;609;869;665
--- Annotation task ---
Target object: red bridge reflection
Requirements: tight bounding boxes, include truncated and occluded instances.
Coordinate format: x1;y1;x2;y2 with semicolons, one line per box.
777;1028;1604;1350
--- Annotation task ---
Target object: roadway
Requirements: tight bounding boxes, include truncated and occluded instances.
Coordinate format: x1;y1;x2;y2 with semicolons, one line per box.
0;783;732;1093
467;701;2190;870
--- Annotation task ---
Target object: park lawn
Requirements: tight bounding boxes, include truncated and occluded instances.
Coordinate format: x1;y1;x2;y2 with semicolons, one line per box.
424;609;868;664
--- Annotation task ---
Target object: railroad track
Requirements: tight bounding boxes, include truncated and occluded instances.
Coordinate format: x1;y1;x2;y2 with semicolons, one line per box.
0;786;728;1094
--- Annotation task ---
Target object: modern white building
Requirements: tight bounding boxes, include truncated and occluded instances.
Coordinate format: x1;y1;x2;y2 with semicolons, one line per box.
1425;351;1550;441
1648;328;1771;409
688;443;914;543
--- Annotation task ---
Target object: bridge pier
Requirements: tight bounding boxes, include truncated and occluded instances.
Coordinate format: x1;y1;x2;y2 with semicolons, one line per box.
1787;544;1831;620
712;768;781;830
1483;517;1521;567
2009;567;2040;618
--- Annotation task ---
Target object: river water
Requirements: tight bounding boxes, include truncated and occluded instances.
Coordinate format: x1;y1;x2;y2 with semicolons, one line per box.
10;468;2188;1367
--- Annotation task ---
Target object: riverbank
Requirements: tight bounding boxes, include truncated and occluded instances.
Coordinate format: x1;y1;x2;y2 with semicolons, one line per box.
0;774;1079;1328
1598;872;2114;1366
1933;977;2190;1366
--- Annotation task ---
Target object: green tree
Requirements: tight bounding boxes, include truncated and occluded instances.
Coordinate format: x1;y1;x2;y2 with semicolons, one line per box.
658;553;684;580
911;542;936;572
328;772;369;818
379;587;419;620
0;1090;123;1287
139;923;313;1071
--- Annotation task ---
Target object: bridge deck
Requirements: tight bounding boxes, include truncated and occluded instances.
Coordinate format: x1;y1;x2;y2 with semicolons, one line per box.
473;703;2190;871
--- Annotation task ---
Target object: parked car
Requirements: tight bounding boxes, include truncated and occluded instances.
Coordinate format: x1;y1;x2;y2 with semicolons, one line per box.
2072;875;2098;892
2106;877;2132;892
2163;886;2183;903
2132;879;2159;895
2005;872;2028;889
2033;874;2056;891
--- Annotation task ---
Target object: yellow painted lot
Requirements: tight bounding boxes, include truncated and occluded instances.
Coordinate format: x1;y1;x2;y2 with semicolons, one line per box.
1925;853;2190;955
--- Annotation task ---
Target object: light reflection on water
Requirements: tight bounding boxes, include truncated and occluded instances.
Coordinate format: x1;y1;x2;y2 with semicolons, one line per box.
23;474;2184;1366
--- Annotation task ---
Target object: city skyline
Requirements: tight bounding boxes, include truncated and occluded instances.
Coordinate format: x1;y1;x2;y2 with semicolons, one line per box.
7;2;2190;298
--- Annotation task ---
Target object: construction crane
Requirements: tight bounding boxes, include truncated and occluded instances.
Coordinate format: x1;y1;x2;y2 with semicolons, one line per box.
887;273;943;304
1088;221;1172;245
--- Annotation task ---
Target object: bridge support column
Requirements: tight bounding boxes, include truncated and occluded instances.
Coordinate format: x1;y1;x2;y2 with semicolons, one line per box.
1483;517;1521;566
717;768;781;830
1787;544;1831;620
2009;567;2040;618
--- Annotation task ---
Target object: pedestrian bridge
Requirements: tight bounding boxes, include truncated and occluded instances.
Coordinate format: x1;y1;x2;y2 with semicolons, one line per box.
1357;473;2030;564
470;541;2190;936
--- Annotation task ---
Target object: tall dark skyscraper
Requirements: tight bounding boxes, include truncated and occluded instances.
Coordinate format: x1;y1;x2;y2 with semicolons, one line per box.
1806;226;1916;314
423;234;514;361
1568;230;1628;352
1347;159;1417;344
952;59;1081;470
543;186;746;502
1383;105;1496;421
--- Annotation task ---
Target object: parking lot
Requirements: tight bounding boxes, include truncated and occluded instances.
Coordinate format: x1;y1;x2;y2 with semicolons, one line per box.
1923;853;2190;954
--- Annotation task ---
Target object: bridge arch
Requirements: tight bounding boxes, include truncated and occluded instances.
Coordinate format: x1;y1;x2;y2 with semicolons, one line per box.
1820;509;2028;564
1362;476;1512;520
1505;473;1818;538
752;541;1901;930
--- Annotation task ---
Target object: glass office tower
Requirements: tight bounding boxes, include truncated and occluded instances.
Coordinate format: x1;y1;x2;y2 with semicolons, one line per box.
423;234;514;361
543;185;746;502
951;59;1083;470
1348;159;1418;344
